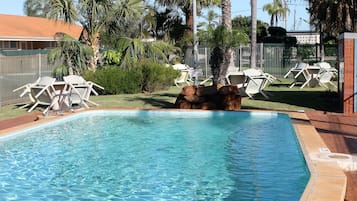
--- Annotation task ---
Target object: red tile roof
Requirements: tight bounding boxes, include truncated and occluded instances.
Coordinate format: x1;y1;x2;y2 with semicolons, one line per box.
0;14;83;41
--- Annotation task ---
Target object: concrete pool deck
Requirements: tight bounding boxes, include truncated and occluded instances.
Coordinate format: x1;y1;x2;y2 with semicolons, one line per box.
0;109;353;201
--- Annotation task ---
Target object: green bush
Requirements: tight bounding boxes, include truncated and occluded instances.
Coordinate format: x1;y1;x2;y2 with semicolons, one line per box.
83;60;179;94
84;66;143;94
139;60;180;93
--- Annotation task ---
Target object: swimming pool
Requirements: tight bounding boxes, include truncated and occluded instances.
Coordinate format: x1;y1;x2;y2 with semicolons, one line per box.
0;110;309;200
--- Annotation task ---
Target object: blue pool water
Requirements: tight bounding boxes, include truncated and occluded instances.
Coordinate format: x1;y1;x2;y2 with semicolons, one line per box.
0;110;309;200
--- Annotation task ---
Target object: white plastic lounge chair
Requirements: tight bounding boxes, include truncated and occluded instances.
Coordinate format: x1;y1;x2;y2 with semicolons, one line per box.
174;70;191;87
27;76;58;112
313;62;337;89
13;77;41;108
63;75;104;107
241;75;269;99
317;70;337;89
284;62;318;89
226;71;246;89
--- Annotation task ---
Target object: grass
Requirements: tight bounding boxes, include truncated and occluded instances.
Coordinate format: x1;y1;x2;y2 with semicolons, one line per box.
0;79;340;121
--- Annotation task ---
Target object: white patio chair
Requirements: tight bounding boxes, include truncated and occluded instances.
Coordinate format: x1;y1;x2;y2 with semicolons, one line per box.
27;76;58;112
284;62;315;89
240;75;269;99
63;75;104;107
226;71;246;89
13;77;41;108
174;70;191;87
317;70;338;89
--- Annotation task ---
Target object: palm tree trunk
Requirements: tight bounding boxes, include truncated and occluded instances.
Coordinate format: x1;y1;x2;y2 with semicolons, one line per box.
250;0;257;69
219;0;232;86
183;7;193;43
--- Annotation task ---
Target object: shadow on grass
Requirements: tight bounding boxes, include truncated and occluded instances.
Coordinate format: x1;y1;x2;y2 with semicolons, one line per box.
125;97;176;108
262;90;340;112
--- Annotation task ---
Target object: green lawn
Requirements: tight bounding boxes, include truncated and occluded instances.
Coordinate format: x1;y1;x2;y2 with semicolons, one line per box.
0;80;340;121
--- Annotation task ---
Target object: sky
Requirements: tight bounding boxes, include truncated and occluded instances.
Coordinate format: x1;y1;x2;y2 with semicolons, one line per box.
0;0;310;31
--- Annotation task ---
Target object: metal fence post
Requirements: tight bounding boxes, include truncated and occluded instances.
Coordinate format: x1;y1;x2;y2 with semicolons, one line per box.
260;43;264;69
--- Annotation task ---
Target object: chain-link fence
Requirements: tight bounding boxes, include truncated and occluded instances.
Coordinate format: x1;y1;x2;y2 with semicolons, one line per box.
0;50;58;106
184;43;337;78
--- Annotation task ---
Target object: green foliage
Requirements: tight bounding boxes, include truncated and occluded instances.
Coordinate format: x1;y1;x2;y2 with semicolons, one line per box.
297;45;314;61
116;37;179;69
84;66;143;94
48;34;92;75
53;64;68;80
102;50;122;65
139;60;180;92
232;15;268;42
83;60;180;94
199;25;249;49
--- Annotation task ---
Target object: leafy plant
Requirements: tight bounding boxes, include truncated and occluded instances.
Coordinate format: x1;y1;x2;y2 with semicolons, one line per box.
48;34;92;76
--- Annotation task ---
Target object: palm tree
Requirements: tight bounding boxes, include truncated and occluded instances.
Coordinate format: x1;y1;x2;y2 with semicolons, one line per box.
263;0;289;27
219;0;233;85
24;0;145;71
116;37;178;69
48;34;92;79
155;0;220;42
307;0;356;34
200;25;248;86
251;0;257;69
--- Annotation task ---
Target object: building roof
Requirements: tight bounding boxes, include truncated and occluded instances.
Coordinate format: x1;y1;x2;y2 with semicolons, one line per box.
0;14;83;41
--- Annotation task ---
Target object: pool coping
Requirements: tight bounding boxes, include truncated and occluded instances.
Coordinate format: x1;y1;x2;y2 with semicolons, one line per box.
0;109;347;201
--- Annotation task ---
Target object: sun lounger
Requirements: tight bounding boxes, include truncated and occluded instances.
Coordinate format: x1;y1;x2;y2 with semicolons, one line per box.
284;62;319;89
63;75;104;107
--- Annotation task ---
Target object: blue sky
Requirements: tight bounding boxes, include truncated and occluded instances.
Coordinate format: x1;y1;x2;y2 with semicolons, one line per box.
0;0;310;31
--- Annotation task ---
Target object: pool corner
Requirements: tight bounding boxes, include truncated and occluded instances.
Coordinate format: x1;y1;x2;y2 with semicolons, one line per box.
288;112;347;201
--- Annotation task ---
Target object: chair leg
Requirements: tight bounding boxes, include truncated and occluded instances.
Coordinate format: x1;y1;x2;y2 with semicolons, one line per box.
28;102;39;112
260;91;269;99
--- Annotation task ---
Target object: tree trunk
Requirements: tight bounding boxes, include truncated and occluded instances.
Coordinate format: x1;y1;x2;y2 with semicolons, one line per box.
319;24;325;62
184;7;193;42
250;0;257;69
210;47;224;86
220;0;233;86
87;32;100;72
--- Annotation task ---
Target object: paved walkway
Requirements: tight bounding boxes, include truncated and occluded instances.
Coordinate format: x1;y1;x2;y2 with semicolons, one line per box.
305;110;357;201
0;110;356;200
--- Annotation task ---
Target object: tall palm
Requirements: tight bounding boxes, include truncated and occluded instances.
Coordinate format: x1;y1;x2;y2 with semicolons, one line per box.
250;0;257;69
307;0;356;61
263;0;289;27
219;0;232;85
307;0;355;34
155;0;220;41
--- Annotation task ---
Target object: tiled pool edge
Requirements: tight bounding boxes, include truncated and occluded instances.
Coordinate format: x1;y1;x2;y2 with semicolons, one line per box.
0;109;347;201
288;112;347;201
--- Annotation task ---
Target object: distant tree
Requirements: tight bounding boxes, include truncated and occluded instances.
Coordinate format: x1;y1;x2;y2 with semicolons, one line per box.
263;0;289;27
23;0;49;17
155;0;220;43
232;16;268;43
198;9;220;31
152;9;186;43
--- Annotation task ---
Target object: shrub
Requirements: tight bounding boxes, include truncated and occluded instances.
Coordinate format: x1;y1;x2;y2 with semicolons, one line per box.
83;60;179;94
139;60;180;93
83;66;143;94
